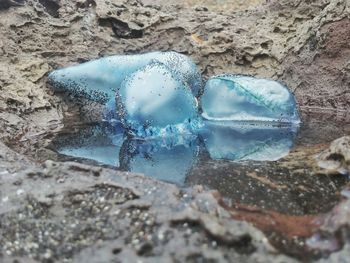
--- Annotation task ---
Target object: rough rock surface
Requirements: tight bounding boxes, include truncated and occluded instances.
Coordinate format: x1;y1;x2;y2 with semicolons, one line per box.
0;141;295;262
0;0;350;262
0;0;349;144
317;136;350;175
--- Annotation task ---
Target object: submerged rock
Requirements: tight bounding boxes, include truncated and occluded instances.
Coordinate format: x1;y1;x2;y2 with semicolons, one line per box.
201;75;300;123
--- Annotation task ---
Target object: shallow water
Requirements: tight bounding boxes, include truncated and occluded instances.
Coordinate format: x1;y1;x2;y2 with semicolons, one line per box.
52;117;350;213
53;121;298;184
51;113;350;259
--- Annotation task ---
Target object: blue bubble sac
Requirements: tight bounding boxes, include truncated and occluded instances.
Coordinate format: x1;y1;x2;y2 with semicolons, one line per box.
48;52;301;138
201;75;300;124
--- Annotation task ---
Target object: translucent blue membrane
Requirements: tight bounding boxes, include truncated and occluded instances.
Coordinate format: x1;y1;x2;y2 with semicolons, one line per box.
48;52;300;141
116;62;199;137
201;75;300;123
48;51;202;104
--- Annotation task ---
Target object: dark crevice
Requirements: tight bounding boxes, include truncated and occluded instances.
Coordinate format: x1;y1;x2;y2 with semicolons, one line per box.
76;0;96;8
98;18;144;39
327;153;345;162
39;0;60;18
0;0;25;10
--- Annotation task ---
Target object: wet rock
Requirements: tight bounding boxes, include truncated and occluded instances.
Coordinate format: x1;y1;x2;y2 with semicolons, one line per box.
317;244;350;263
303;189;350;260
0;149;296;262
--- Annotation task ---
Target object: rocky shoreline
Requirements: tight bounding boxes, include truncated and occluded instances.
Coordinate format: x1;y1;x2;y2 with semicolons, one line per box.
0;0;349;262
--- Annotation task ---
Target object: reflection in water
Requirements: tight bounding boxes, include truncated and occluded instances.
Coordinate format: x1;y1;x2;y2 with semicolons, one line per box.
201;122;297;161
119;137;199;184
54;121;297;185
58;124;124;167
52;117;350;260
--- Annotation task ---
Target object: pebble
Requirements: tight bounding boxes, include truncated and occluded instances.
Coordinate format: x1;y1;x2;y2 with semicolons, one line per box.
16;189;25;195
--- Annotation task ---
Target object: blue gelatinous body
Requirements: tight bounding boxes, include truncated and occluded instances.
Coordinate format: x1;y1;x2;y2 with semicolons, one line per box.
48;51;301;140
116;62;200;137
50;51;303;185
48;51;202;105
200;121;297;161
201;75;300;123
